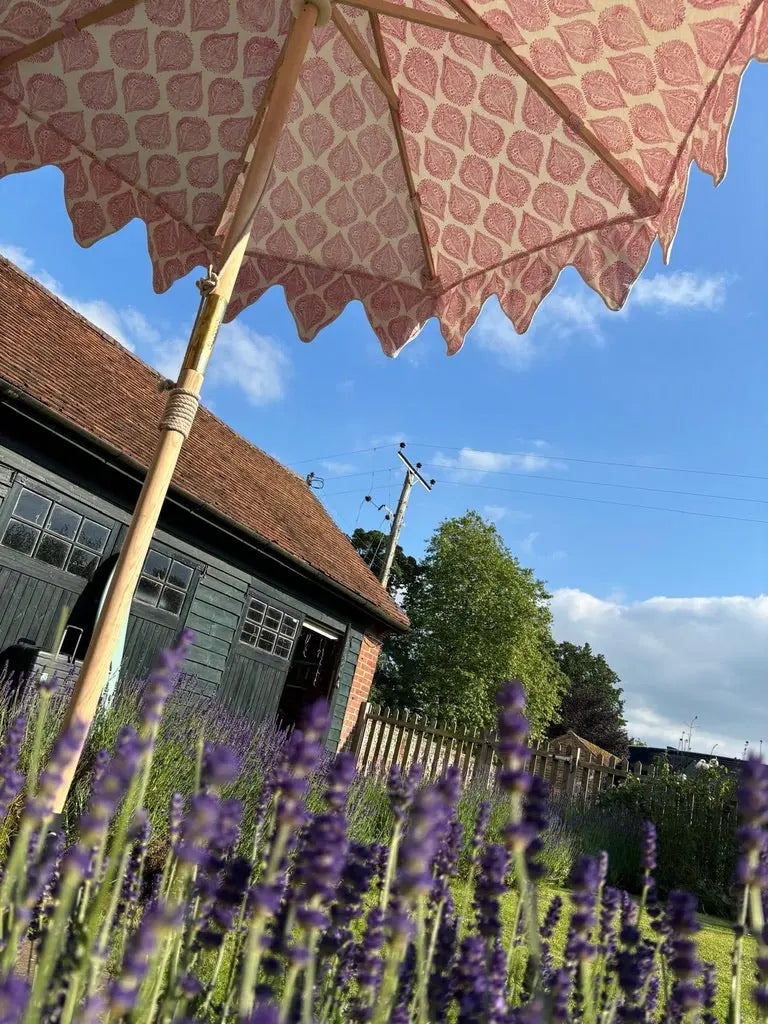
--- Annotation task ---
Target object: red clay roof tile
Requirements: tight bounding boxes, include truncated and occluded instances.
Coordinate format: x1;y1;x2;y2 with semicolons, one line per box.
0;256;408;630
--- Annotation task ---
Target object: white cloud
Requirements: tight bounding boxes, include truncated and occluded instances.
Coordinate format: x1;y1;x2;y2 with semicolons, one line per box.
520;531;539;554
483;504;507;522
0;240;290;406
322;460;356;475
632;272;728;312
433;445;560;483
207;322;290;407
550;588;768;756
471;269;729;370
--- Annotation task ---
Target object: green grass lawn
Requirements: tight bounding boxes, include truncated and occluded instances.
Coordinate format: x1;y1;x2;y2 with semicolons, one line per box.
454;881;756;1022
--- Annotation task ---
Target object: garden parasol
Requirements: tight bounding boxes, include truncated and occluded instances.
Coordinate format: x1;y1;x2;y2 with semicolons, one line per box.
0;0;765;807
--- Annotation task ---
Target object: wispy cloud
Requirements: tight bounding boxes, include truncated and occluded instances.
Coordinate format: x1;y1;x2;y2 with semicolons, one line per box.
471;269;730;371
433;445;561;482
483;504;507;522
551;589;768;756
322;460;356;475
632;272;728;312
1;241;291;407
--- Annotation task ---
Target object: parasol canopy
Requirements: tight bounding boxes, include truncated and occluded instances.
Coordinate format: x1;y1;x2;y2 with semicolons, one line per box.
1;0;765;354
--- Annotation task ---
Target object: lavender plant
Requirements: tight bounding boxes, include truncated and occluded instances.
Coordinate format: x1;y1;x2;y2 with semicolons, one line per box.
0;641;762;1023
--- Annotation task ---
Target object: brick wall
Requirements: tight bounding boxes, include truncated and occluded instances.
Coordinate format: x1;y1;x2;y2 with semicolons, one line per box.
339;633;382;748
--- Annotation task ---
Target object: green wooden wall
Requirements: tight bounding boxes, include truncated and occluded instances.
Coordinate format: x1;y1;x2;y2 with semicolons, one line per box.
0;412;384;747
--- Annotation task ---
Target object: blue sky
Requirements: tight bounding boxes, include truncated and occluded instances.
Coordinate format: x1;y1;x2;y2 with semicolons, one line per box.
1;63;767;755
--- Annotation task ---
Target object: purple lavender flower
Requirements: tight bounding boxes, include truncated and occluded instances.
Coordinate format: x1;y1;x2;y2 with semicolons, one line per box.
201;742;240;789
274;701;329;830
641;821;657;883
175;792;221;866
139;629;194;728
169;791;184;847
27;719;86;823
350;906;386;1022
665;890;704;1016
454;934;486;1023
429;897;457;1022
702;962;718;1024
565;857;599;966
388;763;423;824
551;968;572;1023
470;801;491;862
496;680;531;794
474;843;508;939
79;727;142;848
109;904;184;1014
0;976;29;1024
541;894;563;981
599;886;621;958
0;715;25;822
522;774;549;878
396;784;449;899
735;757;768;888
325;752;356;811
294;811;348;929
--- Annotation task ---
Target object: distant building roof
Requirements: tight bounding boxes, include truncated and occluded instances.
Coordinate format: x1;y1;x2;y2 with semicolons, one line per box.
0;256;408;631
628;745;745;775
549;731;619;764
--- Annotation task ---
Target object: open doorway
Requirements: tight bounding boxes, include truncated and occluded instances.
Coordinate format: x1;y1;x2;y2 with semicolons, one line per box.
276;622;341;730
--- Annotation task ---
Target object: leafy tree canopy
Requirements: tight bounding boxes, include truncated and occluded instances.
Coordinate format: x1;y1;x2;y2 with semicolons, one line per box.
373;511;565;735
550;641;629;755
350;528;421;599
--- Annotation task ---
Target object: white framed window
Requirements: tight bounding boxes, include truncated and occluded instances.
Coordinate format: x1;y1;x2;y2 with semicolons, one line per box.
1;486;109;580
239;595;299;660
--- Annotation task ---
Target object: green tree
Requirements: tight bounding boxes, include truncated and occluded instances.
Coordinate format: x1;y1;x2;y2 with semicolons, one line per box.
550;641;629;755
350;527;421;599
374;511;565;735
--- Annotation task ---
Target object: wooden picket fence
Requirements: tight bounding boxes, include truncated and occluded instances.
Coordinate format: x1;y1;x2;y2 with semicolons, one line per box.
349;703;634;803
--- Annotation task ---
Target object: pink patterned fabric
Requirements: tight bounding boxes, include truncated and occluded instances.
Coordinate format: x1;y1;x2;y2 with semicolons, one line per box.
0;0;765;354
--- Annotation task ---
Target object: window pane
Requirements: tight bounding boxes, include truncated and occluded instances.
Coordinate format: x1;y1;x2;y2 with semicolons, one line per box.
14;489;51;526
168;560;193;591
275;636;293;659
246;600;266;624
143;550;170;582
136;576;161;606
78;519;109;553
240;624;257;646
159;587;184;615
36;534;70;569
2;520;39;554
48;506;81;540
280;615;299;639
264;607;282;631
257;629;277;654
67;547;99;580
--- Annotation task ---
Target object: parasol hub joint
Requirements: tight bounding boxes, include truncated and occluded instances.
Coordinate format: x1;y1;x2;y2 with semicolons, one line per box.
292;0;332;26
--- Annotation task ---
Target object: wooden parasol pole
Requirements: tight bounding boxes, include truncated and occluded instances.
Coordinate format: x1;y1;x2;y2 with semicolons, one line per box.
50;3;319;813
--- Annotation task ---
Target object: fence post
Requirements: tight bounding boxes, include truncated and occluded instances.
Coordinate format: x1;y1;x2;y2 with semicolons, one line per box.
349;701;370;764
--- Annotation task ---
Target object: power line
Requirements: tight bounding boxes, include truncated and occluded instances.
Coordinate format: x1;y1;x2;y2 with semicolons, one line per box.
288;445;386;466
433;478;768;526
420;463;768;507
410;443;768;483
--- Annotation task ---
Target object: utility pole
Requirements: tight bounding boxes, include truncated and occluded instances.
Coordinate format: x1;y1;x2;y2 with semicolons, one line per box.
379;443;434;590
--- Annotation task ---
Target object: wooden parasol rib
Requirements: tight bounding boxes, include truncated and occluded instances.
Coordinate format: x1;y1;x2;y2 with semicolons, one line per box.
0;0;143;70
442;0;659;213
345;0;497;41
369;11;437;283
332;9;399;110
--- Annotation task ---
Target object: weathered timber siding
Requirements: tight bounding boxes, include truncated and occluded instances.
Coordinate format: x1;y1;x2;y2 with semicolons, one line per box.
0;560;81;652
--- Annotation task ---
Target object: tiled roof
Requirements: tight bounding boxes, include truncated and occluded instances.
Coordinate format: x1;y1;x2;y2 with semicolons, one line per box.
0;256;408;630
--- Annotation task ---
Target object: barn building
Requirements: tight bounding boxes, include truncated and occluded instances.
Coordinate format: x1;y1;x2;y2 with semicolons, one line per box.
0;256;408;748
